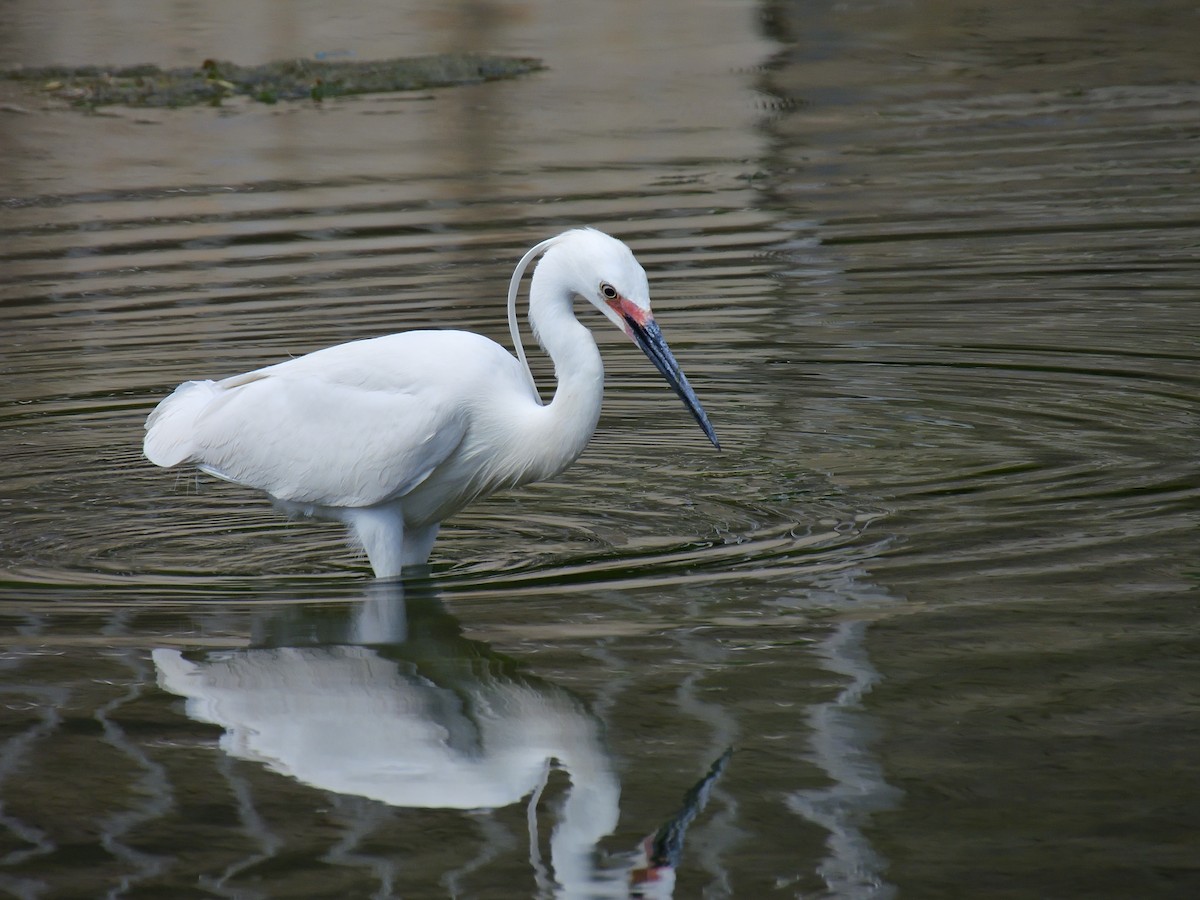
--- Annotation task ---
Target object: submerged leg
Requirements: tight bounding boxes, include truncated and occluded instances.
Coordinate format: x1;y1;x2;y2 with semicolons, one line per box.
344;505;407;579
401;522;440;569
343;506;440;578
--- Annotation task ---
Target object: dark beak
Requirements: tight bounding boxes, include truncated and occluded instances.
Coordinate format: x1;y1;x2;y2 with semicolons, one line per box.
627;316;720;450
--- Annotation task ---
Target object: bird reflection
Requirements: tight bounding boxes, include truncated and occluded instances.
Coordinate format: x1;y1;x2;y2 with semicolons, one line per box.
152;582;724;896
626;748;731;899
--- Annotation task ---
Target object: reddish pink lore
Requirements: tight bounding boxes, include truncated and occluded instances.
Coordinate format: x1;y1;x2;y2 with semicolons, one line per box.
607;294;651;336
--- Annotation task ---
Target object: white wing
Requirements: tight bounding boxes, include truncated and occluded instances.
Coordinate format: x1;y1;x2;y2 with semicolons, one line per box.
144;331;517;507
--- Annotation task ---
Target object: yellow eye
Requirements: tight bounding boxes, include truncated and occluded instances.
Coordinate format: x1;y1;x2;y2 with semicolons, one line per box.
600;282;618;300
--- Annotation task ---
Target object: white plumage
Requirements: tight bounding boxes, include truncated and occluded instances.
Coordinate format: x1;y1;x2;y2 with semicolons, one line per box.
144;228;718;577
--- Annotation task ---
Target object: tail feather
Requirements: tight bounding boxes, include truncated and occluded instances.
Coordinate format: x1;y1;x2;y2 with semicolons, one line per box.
143;380;221;467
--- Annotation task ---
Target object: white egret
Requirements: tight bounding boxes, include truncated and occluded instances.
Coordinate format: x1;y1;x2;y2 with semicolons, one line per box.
144;228;719;577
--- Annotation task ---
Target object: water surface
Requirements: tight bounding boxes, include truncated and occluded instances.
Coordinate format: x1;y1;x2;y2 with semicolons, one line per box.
2;1;1198;897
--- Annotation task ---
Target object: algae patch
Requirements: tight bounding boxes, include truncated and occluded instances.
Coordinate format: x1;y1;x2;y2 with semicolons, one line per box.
3;55;545;108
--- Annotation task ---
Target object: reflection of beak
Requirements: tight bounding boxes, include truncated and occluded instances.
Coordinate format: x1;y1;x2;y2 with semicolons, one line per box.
625;315;720;450
626;747;732;896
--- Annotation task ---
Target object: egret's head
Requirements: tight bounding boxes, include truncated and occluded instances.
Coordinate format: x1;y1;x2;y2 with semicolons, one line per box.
535;228;719;450
540;227;652;337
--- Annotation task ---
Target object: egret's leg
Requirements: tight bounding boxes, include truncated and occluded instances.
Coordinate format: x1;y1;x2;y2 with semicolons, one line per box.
345;505;406;579
402;522;440;568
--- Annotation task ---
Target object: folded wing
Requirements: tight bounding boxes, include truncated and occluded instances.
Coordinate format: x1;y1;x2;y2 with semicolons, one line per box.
144;335;470;508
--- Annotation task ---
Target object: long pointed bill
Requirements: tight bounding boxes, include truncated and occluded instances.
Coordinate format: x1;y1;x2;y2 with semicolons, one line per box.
625;315;720;450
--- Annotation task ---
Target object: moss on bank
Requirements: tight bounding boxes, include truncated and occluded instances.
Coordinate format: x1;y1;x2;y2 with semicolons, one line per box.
3;54;544;108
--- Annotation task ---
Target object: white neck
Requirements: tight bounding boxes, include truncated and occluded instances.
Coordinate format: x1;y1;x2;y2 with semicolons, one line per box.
522;257;605;473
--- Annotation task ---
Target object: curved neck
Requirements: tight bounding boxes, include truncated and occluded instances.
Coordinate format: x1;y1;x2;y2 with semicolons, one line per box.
522;258;605;470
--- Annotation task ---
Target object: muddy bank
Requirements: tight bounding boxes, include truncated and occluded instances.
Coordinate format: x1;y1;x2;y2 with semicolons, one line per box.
3;54;544;108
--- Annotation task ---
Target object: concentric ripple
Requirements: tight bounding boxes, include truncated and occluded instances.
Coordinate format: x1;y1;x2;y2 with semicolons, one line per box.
2;163;862;600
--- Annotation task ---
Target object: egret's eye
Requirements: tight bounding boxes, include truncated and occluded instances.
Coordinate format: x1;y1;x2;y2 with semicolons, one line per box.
600;282;619;300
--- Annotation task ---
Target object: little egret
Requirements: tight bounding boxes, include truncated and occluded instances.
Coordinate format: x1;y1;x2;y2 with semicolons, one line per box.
144;228;719;577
